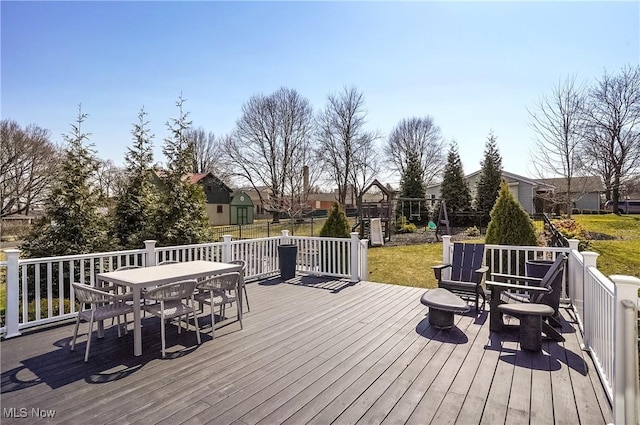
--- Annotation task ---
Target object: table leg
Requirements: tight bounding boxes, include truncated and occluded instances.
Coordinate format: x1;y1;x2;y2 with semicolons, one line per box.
133;287;142;356
239;276;244;320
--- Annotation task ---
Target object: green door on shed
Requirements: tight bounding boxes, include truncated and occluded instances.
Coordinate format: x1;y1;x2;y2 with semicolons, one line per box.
230;192;254;224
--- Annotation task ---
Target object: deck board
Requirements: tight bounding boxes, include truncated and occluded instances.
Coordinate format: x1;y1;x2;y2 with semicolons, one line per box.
1;277;612;424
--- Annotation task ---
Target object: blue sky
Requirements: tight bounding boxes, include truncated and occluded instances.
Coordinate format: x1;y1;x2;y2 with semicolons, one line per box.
2;1;639;184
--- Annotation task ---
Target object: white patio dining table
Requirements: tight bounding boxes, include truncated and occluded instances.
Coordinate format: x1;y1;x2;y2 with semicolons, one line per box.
97;260;242;356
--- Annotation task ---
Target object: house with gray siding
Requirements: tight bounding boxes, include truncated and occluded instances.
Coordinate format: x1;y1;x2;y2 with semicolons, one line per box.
535;176;604;212
425;170;548;214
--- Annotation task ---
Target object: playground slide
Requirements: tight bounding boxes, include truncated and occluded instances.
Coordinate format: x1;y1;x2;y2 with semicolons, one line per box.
370;218;384;246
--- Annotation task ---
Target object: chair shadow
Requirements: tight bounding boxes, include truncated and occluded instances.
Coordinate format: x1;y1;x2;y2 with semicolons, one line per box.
1;317;205;393
466;309;489;326
485;327;588;375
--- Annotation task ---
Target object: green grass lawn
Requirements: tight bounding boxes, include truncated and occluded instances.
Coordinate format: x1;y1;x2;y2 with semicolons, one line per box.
572;214;640;278
367;215;640;287
367;243;443;289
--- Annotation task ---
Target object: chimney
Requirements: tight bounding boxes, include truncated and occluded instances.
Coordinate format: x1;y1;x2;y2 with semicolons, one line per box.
303;165;309;193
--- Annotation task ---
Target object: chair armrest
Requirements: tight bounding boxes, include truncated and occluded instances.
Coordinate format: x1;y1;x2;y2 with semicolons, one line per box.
432;264;452;282
490;272;542;284
476;266;489;273
485;280;551;293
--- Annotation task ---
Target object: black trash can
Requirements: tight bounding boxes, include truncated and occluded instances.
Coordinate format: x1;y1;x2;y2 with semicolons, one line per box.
278;244;298;280
525;260;555;285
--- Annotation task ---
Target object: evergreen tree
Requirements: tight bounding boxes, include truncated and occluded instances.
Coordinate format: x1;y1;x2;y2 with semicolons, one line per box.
399;152;426;199
397;152;426;221
111;107;158;248
320;202;350;238
156;96;212;246
440;141;471;213
476;131;503;217
22;106;110;257
485;182;537;246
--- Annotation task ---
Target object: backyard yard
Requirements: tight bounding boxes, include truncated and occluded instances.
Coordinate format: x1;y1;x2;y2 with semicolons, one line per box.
367;214;640;287
1;214;639;324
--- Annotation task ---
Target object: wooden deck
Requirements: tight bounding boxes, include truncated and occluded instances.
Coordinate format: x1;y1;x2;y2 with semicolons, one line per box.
1;276;612;424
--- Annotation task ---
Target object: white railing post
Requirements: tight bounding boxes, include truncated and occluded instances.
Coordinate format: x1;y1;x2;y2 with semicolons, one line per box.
359;239;369;282
581;251;599;350
350;232;359;283
567;239;580;302
609;275;640;425
144;240;157;267
222;235;233;262
442;235;452;280
4;249;21;338
281;229;290;244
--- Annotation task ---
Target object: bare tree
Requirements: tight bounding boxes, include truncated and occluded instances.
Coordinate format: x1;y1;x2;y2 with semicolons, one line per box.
384;116;445;187
316;86;379;207
1;119;58;217
185;127;230;179
94;159;121;202
528;75;588;217
582;65;640;213
223;87;314;222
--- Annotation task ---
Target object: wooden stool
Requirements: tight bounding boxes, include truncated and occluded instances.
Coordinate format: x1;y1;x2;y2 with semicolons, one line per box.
497;303;555;351
420;288;470;329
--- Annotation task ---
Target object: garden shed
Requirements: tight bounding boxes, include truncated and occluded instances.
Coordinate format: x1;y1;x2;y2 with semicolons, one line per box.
230;191;254;225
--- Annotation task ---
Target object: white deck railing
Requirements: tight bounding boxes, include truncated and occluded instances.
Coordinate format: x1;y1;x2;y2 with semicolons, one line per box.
441;235;640;425
0;231;365;338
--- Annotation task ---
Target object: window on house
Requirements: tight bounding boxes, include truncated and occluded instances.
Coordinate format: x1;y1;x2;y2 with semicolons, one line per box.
206;185;212;193
217;205;223;214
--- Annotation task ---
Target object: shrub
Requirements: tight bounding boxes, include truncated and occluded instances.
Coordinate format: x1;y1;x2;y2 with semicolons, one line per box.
486;182;537;246
17;298;76;322
554;219;590;250
464;226;481;237
319;203;350;238
319;203;351;271
486;182;537;274
396;216;418;234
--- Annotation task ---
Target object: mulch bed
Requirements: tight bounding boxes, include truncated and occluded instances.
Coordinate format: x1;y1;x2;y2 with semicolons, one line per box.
384;231;479;247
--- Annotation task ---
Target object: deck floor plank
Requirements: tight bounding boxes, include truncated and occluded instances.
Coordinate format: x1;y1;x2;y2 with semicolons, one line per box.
206;292;424;424
57;282;397;419
394;312;479;425
0;278;612;425
87;284;410;425
251;306;426;425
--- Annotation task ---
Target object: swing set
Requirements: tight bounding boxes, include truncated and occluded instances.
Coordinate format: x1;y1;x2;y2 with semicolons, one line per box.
397;197;450;241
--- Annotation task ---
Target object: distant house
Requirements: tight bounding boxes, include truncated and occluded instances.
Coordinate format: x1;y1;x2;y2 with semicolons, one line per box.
307;193;340;212
187;173;234;225
535;176;604;212
425;170;548;214
152;171;253;226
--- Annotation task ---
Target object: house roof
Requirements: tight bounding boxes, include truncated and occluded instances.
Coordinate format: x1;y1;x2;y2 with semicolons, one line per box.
426;169;543;189
187;173;208;184
537;176;604;193
152;170;232;192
